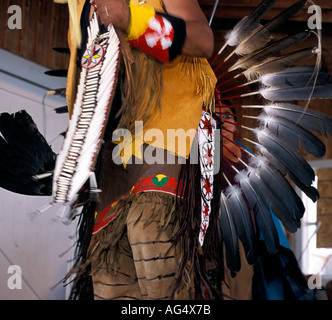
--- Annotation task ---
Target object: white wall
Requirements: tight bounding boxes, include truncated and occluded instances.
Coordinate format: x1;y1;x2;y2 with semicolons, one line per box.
296;160;332;288
0;49;75;300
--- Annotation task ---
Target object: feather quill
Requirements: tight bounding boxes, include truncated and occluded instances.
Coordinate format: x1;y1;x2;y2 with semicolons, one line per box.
219;192;241;273
259;114;326;158
274;65;320;74
234;0;307;56
225;185;257;265
231;31;310;71
243;47;318;80
260;84;332;101
219;0;278;54
235;170;279;254
255;128;315;187
263;103;332;137
260;66;328;88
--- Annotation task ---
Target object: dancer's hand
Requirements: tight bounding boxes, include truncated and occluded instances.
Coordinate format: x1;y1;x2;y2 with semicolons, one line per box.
94;0;130;32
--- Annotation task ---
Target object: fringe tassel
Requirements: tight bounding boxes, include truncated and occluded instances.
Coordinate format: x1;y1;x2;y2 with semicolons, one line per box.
66;191;178;299
180;57;216;113
67;199;95;300
117;48;164;135
117;53;216;137
173;141;224;300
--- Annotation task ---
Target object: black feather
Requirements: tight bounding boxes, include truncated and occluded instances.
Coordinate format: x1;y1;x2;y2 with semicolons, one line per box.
44;69;68;77
53;47;70;55
0;112;54;169
255;128;315;187
223;0;279;49
264;103;332;137
257;0;306;33
233;31;310;71
55;106;69;114
0;175;52;196
260;114;326;158
258;145;288;176
0;110;56;196
236;170;279;254
258;144;318;203
219;193;241;274
0;114;42;170
225;185;258;265
248;167;301;233
260;67;329;88
0;137;39;174
250;156;305;221
233;0;307;56
261;84;332;101
288;172;320;203
244;47;318;80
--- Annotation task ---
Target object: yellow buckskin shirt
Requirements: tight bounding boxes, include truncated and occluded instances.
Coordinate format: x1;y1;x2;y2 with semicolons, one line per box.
65;0;217;162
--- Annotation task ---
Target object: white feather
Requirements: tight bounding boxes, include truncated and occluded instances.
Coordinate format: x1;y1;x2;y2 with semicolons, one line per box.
53;15;120;203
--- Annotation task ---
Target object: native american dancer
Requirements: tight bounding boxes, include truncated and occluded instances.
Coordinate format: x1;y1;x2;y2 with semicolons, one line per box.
0;0;332;300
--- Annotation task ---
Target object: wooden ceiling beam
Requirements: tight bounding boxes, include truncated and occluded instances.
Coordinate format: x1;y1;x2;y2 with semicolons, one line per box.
200;0;332;23
210;17;332;36
199;0;332;9
202;6;332;23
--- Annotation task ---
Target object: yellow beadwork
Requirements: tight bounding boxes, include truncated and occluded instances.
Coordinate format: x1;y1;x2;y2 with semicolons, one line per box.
125;3;156;41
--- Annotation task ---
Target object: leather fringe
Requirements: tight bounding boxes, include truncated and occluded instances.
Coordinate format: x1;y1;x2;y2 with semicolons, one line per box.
117;48;164;135
180;57;216;112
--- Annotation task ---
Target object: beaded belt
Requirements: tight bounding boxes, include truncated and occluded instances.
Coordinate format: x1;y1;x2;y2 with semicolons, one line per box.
93;174;183;233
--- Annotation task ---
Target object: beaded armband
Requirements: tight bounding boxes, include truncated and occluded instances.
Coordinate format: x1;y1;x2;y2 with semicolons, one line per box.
125;3;186;63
